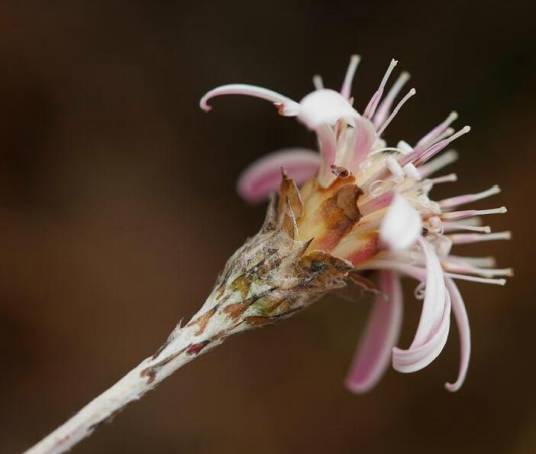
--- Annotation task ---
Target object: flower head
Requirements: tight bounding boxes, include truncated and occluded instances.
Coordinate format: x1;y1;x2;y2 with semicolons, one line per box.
200;55;511;392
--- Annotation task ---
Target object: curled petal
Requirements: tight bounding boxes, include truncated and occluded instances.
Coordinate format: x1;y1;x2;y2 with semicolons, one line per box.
392;238;449;373
412;238;447;345
237;149;321;203
199;84;300;116
346;271;403;393
297;89;358;129
392;293;450;373
444;278;471;392
380;194;422;251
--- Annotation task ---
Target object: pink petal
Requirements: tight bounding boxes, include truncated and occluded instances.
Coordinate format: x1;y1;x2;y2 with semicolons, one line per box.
379;194;422;251
346;116;377;170
316;124;337;167
359;191;394;216
444;278;471;392
346;271;403;393
392;238;450;373
237;149;321;203
315;124;338;187
199;84;300;116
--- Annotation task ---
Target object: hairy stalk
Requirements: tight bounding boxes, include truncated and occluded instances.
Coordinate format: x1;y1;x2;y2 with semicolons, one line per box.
25;313;228;454
25;187;356;454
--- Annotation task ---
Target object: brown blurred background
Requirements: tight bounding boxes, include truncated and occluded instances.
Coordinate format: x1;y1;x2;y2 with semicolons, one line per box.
0;1;533;453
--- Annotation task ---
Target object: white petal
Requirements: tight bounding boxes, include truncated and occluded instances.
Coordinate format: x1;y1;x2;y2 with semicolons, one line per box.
392;239;450;373
297;89;358;130
392;294;450;372
411;238;448;345
380;194;422;251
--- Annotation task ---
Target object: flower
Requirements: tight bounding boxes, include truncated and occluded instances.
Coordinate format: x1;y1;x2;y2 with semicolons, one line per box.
200;55;512;392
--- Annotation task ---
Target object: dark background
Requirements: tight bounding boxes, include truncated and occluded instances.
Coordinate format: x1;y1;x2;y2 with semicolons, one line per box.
0;1;534;453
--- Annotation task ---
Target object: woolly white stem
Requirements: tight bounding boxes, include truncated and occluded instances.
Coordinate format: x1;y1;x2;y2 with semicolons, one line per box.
24;196;353;454
25;313;227;454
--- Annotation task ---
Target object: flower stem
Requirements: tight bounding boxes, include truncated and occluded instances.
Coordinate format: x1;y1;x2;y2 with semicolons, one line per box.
24;312;227;454
24;196;355;453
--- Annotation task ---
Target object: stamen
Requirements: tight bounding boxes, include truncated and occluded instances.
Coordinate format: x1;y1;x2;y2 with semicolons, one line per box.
485;268;513;277
416;111;459;148
448;231;511;244
313;75;324;90
410;126;471;166
442;222;491;233
444;272;506;286
377;88;416;136
418;150;459;178
439;185;501;209
362;130;463;190
449;264;513;278
451;217;483;226
432;127;455;144
374;71;411;127
340;54;361;99
199;84;301;116
442;206;507;221
427;173;458;185
354;259;426;282
448;255;497;267
363;59;398;119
